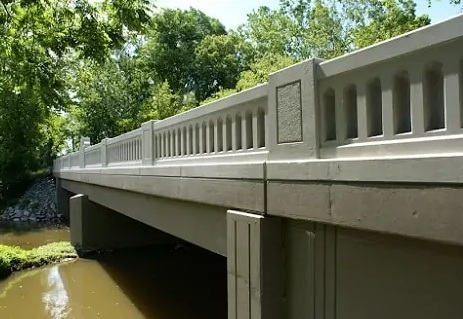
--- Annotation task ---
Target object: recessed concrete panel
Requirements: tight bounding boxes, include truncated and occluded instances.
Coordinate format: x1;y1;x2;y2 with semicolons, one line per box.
334;228;463;319
277;81;302;143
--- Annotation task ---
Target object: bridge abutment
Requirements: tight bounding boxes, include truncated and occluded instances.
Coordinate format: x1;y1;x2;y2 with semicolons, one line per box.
69;194;175;250
56;178;72;220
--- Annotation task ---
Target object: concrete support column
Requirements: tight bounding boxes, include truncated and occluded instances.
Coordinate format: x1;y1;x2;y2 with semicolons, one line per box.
70;194;175;250
227;210;284;319
56;178;72;221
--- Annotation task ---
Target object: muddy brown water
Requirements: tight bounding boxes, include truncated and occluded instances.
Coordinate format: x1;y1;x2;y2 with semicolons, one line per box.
0;224;227;319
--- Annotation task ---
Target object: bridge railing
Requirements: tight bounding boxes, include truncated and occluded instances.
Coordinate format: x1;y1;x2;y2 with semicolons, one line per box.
54;14;463;172
145;84;269;165
106;129;142;167
83;143;102;167
317;15;463;159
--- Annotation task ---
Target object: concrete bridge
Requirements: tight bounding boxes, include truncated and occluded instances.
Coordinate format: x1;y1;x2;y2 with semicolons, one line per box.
54;14;463;319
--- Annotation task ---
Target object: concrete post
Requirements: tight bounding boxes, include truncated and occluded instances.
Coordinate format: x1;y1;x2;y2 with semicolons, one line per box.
267;58;324;161
70;194;176;250
79;137;90;168
227;210;284;319
55;178;72;221
141;120;155;165
101;138;108;167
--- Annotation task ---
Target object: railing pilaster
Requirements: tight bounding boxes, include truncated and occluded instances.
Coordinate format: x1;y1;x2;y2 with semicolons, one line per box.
101;138;108;167
267;58;324;161
79;137;90;168
141;120;155;166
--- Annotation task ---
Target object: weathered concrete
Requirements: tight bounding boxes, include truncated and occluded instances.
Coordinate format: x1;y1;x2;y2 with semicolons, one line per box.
63;179;227;256
57;172;265;213
281;221;463;319
227;210;284;319
70;194;176;250
267;181;463;246
56;178;72;220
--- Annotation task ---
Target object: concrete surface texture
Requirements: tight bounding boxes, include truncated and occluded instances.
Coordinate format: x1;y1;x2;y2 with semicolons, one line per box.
54;14;463;319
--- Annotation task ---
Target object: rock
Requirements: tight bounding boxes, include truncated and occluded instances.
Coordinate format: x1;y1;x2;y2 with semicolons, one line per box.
2;176;60;225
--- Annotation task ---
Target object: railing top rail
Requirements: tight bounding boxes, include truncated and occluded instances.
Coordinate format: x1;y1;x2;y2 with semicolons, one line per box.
152;83;268;131
107;128;142;145
84;143;101;152
318;13;463;79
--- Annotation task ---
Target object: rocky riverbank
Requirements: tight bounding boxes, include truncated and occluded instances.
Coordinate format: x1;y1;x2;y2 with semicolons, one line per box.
0;177;63;224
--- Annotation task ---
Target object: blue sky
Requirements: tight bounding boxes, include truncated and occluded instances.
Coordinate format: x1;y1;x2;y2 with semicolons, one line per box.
155;0;461;30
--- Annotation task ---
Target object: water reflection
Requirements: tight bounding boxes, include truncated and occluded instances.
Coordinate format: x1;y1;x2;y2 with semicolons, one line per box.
42;266;70;319
0;246;227;319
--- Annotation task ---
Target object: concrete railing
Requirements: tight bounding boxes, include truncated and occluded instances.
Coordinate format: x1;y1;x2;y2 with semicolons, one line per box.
54;14;463;171
106;129;142;166
150;84;268;165
318;15;463;159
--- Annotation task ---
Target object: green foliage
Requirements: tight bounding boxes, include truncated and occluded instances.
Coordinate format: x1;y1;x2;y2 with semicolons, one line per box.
351;0;430;48
238;0;432;60
237;54;297;90
0;0;153;203
193;34;243;101
201;54;296;104
139;8;227;97
0;242;77;279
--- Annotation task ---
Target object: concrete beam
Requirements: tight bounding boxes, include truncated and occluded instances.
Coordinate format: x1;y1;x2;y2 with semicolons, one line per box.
63;180;227;256
57;172;265;213
267;181;463;246
69;194;176;250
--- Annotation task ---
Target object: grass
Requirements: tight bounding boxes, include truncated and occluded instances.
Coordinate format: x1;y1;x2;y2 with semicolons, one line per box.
0;242;77;280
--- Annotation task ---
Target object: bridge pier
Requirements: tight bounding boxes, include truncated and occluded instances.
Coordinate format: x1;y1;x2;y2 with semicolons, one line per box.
226;210;284;319
56;178;72;220
69;194;175;250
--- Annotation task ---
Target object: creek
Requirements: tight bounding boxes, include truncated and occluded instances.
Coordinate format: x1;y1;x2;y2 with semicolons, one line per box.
0;224;227;319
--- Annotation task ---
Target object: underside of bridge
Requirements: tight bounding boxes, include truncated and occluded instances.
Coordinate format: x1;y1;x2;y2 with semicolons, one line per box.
57;178;463;319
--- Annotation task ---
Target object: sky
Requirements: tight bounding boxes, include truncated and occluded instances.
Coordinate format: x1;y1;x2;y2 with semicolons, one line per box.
155;0;461;30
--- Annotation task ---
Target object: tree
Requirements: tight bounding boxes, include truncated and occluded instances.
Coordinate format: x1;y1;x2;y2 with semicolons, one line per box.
351;0;430;48
238;0;432;60
139;8;227;99
193;34;243;102
200;53;296;105
0;0;153;202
